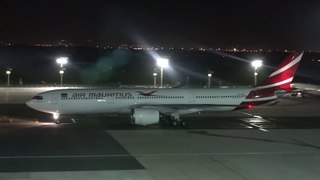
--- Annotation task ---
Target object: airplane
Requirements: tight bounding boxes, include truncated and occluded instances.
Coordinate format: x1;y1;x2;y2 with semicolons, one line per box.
26;52;304;126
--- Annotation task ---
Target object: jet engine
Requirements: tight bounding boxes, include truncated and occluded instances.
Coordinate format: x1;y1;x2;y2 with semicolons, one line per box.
131;108;160;126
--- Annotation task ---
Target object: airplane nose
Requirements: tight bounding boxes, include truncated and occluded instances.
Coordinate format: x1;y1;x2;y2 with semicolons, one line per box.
25;99;34;109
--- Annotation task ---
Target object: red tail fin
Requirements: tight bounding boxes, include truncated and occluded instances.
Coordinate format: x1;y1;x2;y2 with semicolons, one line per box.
239;52;303;109
257;52;303;91
249;52;303;98
237;52;303;109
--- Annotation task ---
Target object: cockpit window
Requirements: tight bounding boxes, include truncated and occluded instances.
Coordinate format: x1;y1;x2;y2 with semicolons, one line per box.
32;96;43;100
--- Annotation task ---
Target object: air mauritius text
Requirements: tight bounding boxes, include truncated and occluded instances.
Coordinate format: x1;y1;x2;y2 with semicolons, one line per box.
61;92;133;99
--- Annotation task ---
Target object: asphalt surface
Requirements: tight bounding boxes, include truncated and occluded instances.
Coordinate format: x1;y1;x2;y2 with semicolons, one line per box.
0;122;144;172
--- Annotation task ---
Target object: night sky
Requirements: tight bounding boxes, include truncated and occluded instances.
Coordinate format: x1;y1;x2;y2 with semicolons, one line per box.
1;0;320;50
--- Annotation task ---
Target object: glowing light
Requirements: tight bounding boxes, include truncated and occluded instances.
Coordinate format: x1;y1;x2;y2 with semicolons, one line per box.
156;57;169;88
247;103;253;108
56;57;68;67
252;59;263;86
59;70;64;74
251;60;263;69
156;58;169;68
53;113;59;120
38;122;57;126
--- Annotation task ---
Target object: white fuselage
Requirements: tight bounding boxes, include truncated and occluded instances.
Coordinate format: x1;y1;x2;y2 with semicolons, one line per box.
26;88;251;115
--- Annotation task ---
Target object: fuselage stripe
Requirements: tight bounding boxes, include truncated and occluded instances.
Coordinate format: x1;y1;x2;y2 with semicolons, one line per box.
254;77;293;90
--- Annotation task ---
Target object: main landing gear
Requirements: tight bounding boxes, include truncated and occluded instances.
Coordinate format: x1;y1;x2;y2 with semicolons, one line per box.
172;120;187;127
160;113;187;127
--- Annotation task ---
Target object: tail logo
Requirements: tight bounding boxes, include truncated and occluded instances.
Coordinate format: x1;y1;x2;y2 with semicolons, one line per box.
137;91;158;96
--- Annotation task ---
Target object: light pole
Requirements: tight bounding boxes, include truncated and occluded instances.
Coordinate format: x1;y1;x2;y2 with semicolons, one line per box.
207;73;212;88
59;70;64;86
153;72;157;87
6;69;11;87
156;58;169;88
56;57;68;86
251;60;263;86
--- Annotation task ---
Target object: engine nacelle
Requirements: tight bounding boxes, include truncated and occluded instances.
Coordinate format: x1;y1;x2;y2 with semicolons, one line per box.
131;108;160;126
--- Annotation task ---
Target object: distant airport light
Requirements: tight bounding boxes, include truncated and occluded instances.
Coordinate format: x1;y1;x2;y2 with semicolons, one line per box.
6;68;12;87
251;59;263;86
56;57;68;67
156;58;169;88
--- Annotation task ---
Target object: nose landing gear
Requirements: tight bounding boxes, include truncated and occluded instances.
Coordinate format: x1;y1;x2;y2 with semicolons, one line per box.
53;113;60;124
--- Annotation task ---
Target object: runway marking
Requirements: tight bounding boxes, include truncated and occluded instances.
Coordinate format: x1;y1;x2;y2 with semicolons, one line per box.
239;112;269;132
239;112;255;117
0;154;132;159
1;151;319;159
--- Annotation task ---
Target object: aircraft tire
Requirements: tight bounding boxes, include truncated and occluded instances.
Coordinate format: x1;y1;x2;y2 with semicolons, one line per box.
172;120;179;127
179;120;187;127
